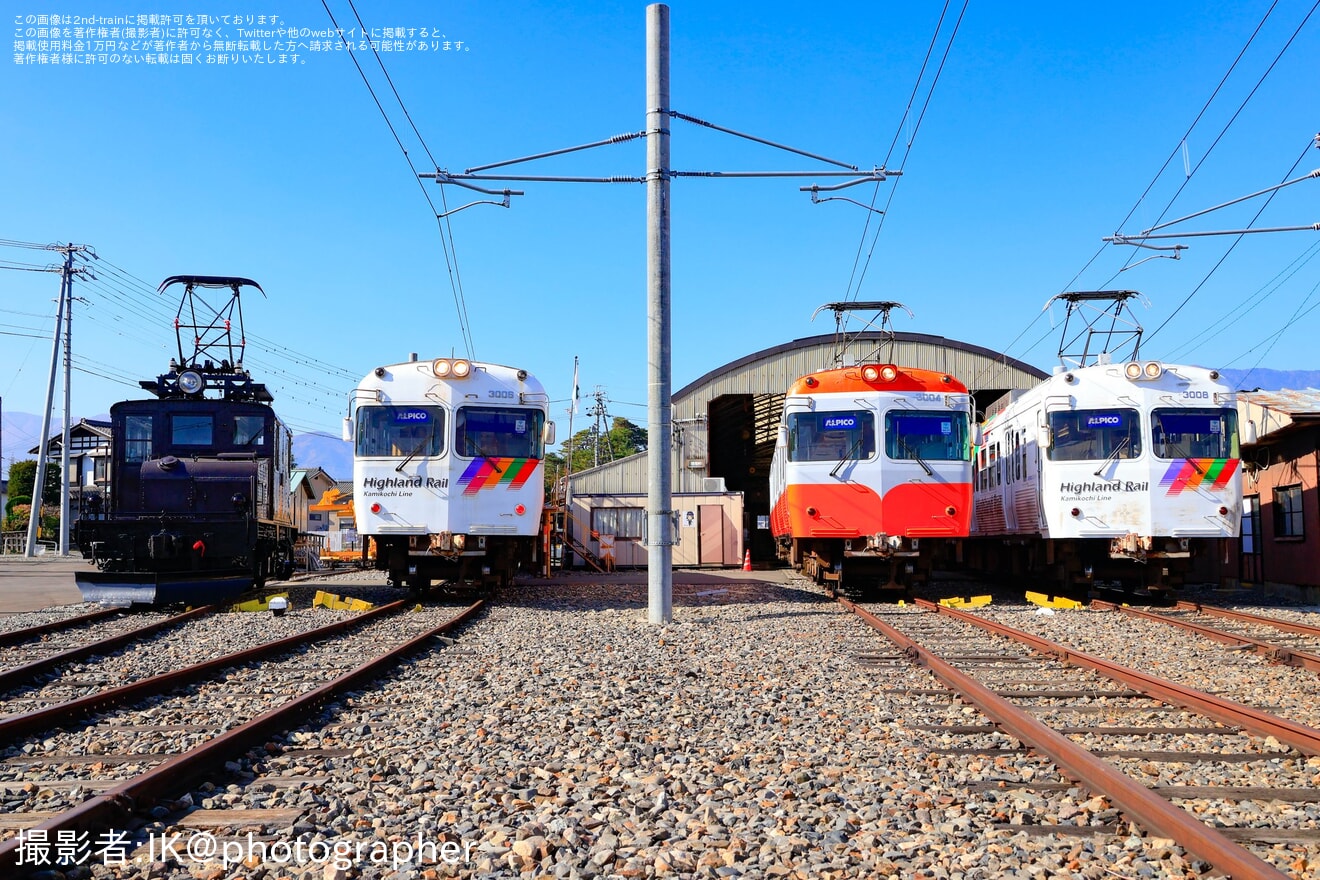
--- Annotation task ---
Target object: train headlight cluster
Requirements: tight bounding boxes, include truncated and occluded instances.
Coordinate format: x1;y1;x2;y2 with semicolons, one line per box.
861;364;900;383
1124;361;1164;381
432;358;473;379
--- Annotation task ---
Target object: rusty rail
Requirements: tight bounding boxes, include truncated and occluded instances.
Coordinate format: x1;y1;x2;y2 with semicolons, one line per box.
916;598;1320;756
0;600;484;876
1176;599;1320;639
1094;599;1320;675
0;600;408;744
841;598;1292;880
0;607;124;649
0;605;215;693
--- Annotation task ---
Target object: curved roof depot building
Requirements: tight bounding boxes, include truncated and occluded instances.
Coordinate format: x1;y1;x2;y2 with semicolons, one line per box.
565;331;1048;569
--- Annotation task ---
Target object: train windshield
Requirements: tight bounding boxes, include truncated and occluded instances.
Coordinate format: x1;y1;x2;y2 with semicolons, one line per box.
1048;408;1141;462
885;411;970;461
457;407;545;459
785;411;875;462
355;406;446;457
1151;408;1238;459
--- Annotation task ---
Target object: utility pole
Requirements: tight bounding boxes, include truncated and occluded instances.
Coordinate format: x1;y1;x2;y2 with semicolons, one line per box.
26;243;93;557
645;3;673;624
422;3;895;624
26;263;68;557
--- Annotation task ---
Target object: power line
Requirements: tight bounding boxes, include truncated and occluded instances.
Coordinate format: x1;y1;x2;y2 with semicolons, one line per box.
840;0;970;312
322;0;476;360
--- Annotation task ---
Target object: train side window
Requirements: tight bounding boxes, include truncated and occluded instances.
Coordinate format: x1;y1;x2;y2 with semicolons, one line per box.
172;414;213;446
124;414;153;463
234;415;266;446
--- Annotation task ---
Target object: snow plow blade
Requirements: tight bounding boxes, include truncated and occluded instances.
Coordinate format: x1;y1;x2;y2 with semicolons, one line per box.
74;570;253;608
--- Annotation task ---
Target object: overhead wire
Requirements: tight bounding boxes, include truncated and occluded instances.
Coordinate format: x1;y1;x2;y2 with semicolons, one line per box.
1144;134;1317;348
841;0;969;317
322;0;476;360
981;0;1308;384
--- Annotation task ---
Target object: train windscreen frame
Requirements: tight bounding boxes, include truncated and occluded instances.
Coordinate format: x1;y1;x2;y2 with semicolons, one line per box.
885;410;970;462
785;411;876;463
456;407;545;459
356;406;447;457
1151;407;1238;459
1048;408;1142;462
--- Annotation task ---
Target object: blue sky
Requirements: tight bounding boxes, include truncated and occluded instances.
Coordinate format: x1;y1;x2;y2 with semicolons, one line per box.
3;1;1318;467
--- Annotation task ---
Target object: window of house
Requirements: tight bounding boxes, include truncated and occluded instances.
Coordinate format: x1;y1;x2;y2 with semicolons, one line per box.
1274;485;1304;538
591;507;644;540
94;456;107;482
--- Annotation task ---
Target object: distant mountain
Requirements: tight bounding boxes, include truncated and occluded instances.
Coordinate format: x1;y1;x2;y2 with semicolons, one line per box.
1;410;352;482
293;432;353;481
1216;368;1320;392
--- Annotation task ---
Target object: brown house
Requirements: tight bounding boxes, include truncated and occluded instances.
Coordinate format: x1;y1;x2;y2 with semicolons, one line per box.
1226;389;1320;602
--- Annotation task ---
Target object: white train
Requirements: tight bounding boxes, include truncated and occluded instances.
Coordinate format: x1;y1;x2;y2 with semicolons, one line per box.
346;356;554;590
968;359;1241;592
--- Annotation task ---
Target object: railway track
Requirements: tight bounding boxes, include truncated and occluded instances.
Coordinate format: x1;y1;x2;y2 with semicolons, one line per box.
843;596;1320;879
0;599;484;876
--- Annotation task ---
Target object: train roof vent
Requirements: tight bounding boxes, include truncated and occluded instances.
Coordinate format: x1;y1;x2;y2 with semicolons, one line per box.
983;389;1028;421
702;477;727;493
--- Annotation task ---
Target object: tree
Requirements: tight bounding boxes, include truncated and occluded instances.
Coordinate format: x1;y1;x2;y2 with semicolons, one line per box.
7;460;60;507
561;417;647;473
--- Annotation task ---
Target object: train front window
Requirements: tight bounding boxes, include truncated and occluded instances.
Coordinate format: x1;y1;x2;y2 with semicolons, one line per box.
171;414;213;446
785;411;875;462
885;411;970;461
1048;409;1141;462
356;406;446;457
457;407;545;459
234;415;266;447
1152;408;1238;459
124;415;153;463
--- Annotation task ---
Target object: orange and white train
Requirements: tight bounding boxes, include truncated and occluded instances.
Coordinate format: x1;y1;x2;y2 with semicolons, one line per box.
770;362;974;595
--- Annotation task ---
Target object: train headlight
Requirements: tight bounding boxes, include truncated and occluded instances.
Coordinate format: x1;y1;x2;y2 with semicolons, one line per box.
1124;362;1143;380
861;365;880;382
432;358;453;378
178;369;204;394
879;365;898;382
1144;361;1163;379
452;359;472;378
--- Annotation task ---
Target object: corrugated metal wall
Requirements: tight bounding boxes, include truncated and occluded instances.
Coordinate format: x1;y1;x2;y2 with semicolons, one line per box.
569;331;1047;497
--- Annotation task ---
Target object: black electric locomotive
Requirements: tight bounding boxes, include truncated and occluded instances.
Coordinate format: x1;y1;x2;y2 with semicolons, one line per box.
74;276;297;606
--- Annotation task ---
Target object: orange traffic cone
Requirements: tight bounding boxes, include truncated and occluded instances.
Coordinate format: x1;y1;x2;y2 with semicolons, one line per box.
742;548;752;571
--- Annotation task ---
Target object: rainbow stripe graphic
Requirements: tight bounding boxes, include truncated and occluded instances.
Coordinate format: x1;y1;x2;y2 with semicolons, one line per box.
1158;459;1238;496
457;458;539;496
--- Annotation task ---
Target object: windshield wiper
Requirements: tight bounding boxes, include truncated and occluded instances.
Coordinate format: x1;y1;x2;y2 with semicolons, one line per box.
898;437;934;476
829;435;866;478
395;430;434;472
469;441;504;473
1163;439;1206;474
1093;435;1131;477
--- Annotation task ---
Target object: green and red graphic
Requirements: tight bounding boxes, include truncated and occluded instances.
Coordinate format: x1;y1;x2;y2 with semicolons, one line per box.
458;458;539;495
1159;459;1238;496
